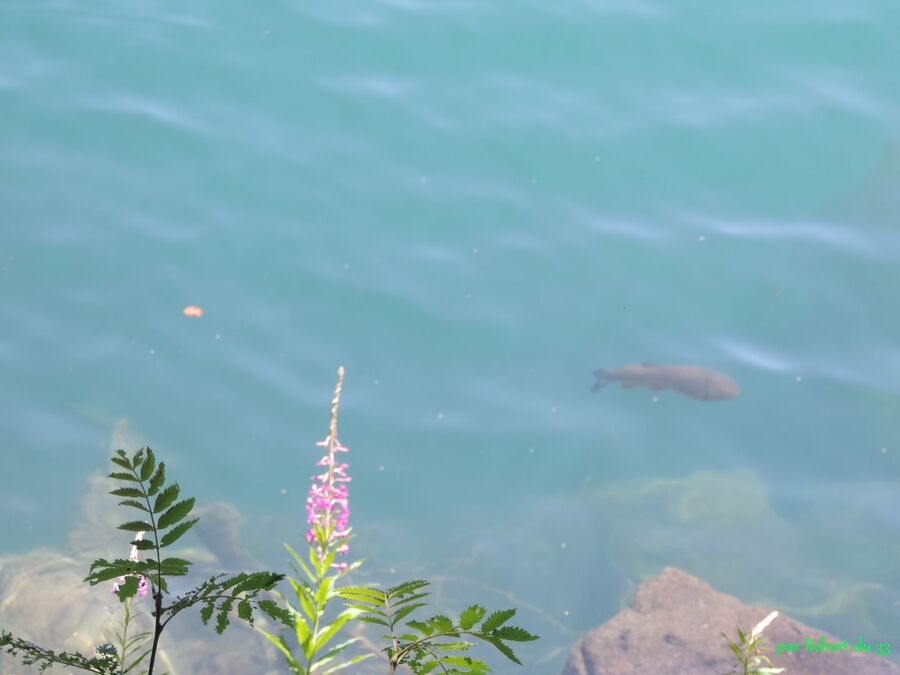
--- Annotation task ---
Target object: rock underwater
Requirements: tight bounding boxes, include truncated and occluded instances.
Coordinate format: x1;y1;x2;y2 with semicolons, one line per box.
563;567;900;675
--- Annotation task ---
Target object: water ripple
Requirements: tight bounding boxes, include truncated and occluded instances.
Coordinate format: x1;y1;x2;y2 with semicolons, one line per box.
683;214;892;259
712;338;793;373
79;94;206;133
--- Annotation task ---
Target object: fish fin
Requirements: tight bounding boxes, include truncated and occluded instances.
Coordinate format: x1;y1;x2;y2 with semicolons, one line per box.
591;370;609;392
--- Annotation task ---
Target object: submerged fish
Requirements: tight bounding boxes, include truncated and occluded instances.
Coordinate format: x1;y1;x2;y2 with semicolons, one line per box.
592;363;740;401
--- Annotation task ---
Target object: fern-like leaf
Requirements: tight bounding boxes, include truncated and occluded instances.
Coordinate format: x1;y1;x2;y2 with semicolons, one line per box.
480;609;516;632
147;462;166;496
157;497;195;529
153;484;180;513
159;518;198;547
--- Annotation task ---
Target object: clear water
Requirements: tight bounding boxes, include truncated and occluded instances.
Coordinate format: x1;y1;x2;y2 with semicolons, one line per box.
2;0;899;672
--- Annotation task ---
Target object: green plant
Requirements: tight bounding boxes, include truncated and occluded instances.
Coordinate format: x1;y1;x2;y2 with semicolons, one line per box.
0;635;122;674
258;366;373;674
338;579;540;674
1;447;291;675
722;611;785;675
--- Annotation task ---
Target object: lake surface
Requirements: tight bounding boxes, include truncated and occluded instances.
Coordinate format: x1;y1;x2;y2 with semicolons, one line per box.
2;0;899;671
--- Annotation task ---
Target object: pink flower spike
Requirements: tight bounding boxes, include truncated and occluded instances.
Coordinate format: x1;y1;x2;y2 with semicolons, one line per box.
304;367;354;569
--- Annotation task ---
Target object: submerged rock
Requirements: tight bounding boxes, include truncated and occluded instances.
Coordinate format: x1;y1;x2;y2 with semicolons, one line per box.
563;567;899;675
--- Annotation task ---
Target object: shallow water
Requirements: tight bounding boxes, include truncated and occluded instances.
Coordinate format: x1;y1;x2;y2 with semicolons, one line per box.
2;0;899;672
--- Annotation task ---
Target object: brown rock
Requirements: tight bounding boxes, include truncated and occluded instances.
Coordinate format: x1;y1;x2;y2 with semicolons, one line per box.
564;567;899;675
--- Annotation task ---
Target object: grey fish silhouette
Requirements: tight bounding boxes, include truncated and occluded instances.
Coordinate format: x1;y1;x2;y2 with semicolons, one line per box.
592;363;740;401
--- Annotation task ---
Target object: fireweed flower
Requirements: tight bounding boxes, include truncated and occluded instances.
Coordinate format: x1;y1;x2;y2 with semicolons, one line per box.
305;366;352;570
112;531;149;599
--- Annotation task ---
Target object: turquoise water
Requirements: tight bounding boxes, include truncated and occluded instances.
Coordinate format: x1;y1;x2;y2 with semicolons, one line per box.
2;0;899;671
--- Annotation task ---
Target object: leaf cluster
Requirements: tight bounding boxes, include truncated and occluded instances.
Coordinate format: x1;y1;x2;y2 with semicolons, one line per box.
259;536;372;674
3;447;289;675
722;627;786;675
162;571;290;635
0;632;119;675
338;580;539;674
84;448;199;600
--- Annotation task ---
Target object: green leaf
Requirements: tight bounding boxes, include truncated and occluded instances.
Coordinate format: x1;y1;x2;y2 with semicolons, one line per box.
257;599;294;628
321;651;374;674
153;484;180;513
387;579;429;598
481;609;516;632
285;543;317;584
392;602;426;624
342;602;387;616
312;608;362;654
159;518;198;547
440;655;486;669
356;615;389;627
111;454;132;470
115;575;139;602
228;572;279;596
492;625;539;641
140;448;156;481
119;499;149;512
237;598;252;621
429;615;453;632
337;586;385;604
147;462;166;496
216;598;235;634
84;559;144;585
200;603;215;624
310;638;366;669
118;520;153;532
480;635;521;665
296;582;316;621
132;538;155;551
109;471;139;482
321;547;338;572
315;575;334;606
430;641;474;652
110;487;145;499
159;557;192;575
393;591;430;607
294;613;311;646
157;497;195;529
407;620;435;636
460;605;486;630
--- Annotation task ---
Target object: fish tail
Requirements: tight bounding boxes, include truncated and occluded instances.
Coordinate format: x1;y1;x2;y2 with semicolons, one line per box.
591;369;610;392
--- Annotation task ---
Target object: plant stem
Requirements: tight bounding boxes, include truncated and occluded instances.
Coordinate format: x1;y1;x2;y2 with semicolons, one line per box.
304;597;322;675
382;593;401;674
147;590;164;675
117;600;131;669
136;457;164;675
